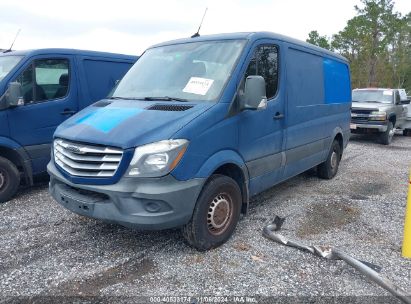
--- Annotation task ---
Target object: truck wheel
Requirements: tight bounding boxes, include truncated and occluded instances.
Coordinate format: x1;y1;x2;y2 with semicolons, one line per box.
380;121;394;145
182;174;242;251
0;156;20;203
317;140;341;180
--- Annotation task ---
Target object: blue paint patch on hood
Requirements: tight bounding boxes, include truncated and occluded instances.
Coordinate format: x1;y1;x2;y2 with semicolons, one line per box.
54;99;215;149
76;107;142;133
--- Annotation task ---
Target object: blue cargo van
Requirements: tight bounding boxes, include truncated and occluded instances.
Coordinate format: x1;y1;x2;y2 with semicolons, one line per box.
48;32;351;250
0;49;137;202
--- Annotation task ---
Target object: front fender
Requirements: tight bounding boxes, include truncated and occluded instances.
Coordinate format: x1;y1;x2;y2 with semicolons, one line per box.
195;149;248;180
0;136;33;185
0;136;23;150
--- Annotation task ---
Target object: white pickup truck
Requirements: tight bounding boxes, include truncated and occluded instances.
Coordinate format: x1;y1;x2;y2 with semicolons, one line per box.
400;89;411;136
351;88;411;144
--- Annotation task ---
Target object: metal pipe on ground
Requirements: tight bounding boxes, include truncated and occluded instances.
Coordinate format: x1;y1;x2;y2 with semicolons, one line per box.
262;216;411;304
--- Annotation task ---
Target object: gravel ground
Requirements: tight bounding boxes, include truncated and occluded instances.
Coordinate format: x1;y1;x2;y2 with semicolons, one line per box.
0;134;410;303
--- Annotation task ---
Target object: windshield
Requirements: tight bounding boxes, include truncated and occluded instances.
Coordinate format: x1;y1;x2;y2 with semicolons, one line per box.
352;90;393;104
0;55;24;81
112;40;246;102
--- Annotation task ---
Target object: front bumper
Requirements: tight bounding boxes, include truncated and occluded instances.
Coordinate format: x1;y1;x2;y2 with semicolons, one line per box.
47;161;205;230
350;122;388;132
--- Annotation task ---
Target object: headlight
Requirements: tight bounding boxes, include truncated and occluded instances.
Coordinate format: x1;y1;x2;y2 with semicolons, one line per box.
369;111;387;121
126;139;189;177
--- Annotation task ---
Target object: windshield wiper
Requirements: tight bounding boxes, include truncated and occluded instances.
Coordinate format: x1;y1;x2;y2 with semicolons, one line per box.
143;96;188;102
109;96;143;100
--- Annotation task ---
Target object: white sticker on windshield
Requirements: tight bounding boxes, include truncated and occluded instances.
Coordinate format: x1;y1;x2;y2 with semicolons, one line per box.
183;77;214;96
383;90;393;95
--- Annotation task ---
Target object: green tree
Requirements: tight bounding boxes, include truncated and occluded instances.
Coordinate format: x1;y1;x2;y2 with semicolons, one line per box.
313;0;411;92
354;0;399;86
306;30;331;50
390;12;411;90
332;16;370;88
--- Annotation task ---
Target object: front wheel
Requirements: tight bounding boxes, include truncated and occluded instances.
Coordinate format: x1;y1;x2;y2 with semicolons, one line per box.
317;139;342;180
182;174;242;251
0;156;20;203
380;121;394;145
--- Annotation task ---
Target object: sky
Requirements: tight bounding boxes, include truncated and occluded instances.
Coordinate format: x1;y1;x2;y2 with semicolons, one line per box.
0;0;410;55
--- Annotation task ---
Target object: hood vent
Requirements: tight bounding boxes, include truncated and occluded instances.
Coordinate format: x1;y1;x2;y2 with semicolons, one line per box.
93;100;112;107
147;104;193;112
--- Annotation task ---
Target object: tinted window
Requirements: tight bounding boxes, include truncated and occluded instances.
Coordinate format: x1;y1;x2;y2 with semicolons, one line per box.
245;45;279;99
16;58;69;103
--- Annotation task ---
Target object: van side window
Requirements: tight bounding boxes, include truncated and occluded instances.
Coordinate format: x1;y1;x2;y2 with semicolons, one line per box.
15;59;69;103
244;45;279;99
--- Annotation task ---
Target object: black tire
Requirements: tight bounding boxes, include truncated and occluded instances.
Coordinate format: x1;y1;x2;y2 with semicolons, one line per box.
404;129;411;137
317;140;342;180
182;174;242;251
380;121;394;145
0;156;20;203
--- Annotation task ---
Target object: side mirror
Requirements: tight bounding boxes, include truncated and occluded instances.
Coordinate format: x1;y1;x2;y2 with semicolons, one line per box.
400;99;410;105
240;75;267;111
6;82;24;107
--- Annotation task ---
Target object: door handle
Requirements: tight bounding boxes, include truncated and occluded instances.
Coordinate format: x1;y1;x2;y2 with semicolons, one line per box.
273;112;284;120
61;109;77;116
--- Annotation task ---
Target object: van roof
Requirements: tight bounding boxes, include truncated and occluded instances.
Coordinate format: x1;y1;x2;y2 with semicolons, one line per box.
0;48;137;61
150;31;347;62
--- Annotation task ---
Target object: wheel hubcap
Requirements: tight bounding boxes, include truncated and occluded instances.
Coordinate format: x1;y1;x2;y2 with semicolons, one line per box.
331;151;338;169
207;194;232;235
0;171;5;190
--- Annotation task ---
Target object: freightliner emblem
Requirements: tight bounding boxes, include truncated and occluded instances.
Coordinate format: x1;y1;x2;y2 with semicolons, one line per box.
65;145;84;154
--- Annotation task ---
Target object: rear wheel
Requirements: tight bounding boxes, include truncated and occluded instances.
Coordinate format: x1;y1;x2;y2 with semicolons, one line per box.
380;121;394;145
182;174;242;251
0;156;20;203
404;129;411;137
318;139;341;180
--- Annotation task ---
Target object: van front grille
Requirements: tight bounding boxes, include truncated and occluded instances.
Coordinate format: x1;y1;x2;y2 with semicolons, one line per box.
54;139;123;177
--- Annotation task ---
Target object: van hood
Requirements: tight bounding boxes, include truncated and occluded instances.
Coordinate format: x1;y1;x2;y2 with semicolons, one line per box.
351;102;393;111
54;99;214;149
